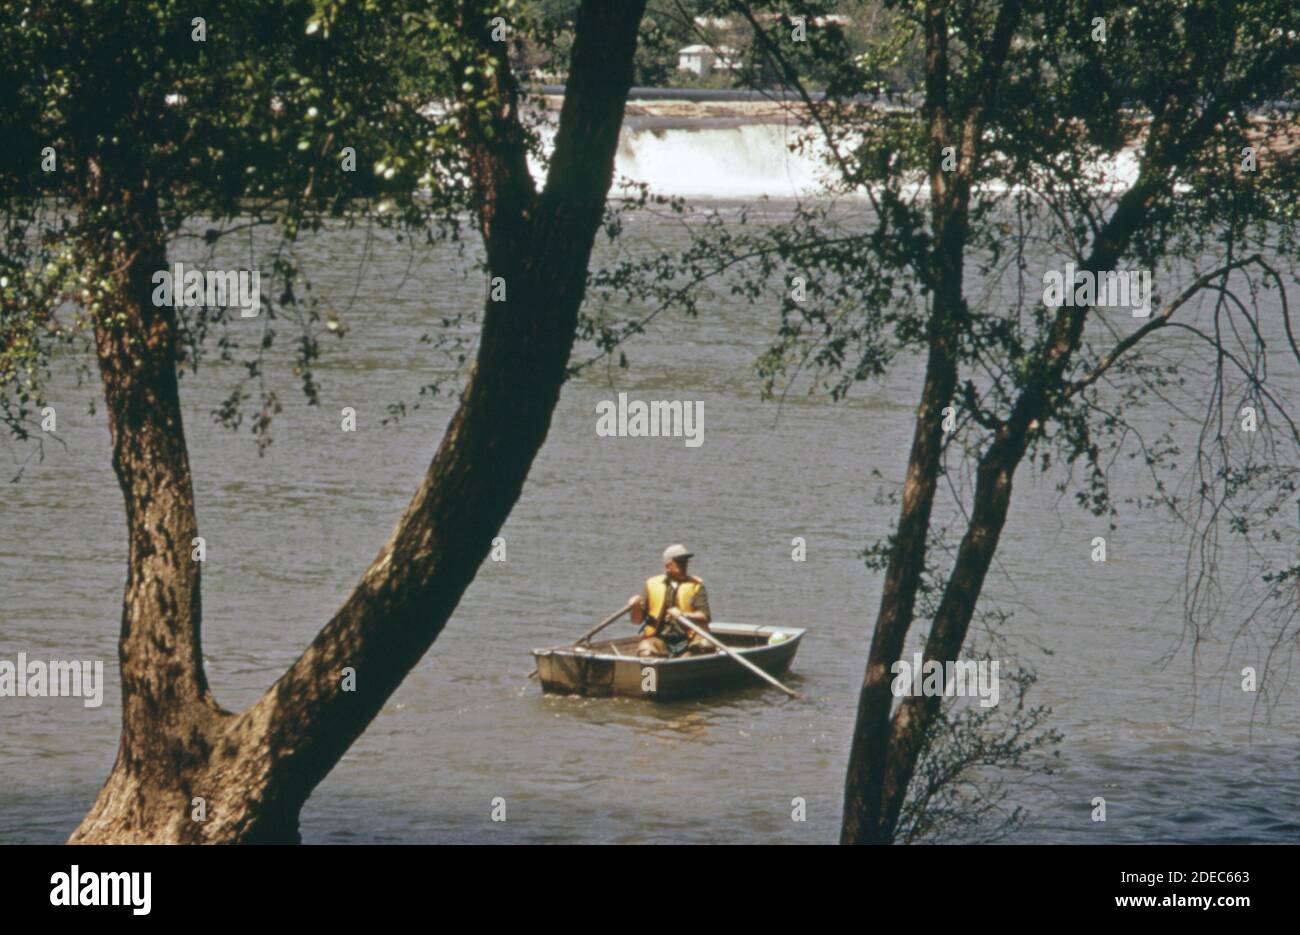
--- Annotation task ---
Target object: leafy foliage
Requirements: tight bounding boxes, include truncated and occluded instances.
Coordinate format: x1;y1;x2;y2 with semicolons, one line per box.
0;0;554;454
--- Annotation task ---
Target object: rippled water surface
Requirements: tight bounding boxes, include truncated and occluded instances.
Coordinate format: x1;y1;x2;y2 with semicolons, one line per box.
2;198;1297;844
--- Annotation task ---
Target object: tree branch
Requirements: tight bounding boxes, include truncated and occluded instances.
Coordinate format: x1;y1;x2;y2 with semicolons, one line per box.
1062;254;1265;402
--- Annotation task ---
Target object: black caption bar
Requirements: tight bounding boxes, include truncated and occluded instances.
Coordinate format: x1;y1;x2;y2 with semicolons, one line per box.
10;843;1286;922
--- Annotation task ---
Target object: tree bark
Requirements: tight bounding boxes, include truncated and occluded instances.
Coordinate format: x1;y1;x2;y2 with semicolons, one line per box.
840;0;1022;845
67;153;232;843
71;0;647;843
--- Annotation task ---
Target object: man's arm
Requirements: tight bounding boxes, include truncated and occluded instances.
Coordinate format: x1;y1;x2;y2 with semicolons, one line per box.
672;583;711;629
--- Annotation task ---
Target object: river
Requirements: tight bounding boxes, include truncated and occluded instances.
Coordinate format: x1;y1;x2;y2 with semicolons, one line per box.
2;123;1297;844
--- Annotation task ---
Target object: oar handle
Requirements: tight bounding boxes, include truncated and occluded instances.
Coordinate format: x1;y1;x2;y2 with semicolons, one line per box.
674;616;804;700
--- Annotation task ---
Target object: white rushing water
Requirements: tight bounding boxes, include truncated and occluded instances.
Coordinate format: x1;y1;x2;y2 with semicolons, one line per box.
612;123;827;199
531;117;1146;200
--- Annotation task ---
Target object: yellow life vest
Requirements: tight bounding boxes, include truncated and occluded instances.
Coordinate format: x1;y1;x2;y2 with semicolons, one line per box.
643;574;702;638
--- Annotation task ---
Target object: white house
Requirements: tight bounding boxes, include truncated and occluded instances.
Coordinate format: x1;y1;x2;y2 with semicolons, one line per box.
676;44;740;76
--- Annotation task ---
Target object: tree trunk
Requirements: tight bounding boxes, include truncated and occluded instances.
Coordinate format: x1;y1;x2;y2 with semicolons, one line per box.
68;154;233;843
71;0;647;843
840;105;1203;842
841;0;1026;844
875;429;1026;834
841;0;985;845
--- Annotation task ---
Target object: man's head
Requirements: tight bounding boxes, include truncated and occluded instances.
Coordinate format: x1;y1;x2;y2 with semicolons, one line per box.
662;543;694;581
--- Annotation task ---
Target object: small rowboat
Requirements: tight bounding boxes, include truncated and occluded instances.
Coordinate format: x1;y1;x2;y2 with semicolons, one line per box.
532;622;805;700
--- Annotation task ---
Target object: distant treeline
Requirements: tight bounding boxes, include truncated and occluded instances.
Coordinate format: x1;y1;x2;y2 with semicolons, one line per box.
519;0;923;92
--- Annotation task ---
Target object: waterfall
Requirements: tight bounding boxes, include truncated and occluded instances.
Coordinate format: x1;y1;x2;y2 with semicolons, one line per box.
611;123;827;199
526;114;1147;201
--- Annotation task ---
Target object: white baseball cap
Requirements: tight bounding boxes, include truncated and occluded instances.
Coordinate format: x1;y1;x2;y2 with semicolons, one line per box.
663;544;694;563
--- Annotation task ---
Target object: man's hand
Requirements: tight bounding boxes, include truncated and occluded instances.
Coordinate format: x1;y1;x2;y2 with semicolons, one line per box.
670;607;707;630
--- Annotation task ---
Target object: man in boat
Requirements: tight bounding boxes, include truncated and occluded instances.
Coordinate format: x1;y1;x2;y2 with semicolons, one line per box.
628;544;716;658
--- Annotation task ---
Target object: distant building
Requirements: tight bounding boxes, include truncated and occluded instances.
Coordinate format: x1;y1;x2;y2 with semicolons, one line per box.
676;44;740;76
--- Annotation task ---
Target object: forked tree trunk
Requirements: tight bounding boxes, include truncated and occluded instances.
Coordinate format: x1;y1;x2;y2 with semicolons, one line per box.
840;38;1231;838
71;0;647;843
861;178;1165;840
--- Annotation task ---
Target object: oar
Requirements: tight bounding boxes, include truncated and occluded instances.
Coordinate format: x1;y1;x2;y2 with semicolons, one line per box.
528;605;632;679
574;605;634;646
673;616;804;700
